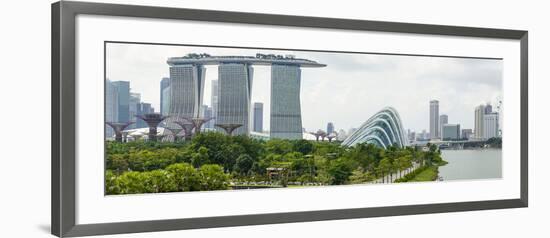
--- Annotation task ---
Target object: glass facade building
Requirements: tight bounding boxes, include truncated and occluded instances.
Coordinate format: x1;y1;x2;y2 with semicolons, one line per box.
112;81;130;123
484;112;499;139
161;86;170;116
342;107;408;148
429;100;439;139
105;79;119;138
327;122;335;135
475;104;486;139
270;64;303;139
167;64;206;118
442;124;460;140
210;79;218;128
160;77;170;115
439;114;448;136
129;93;140;129
217;63;254;135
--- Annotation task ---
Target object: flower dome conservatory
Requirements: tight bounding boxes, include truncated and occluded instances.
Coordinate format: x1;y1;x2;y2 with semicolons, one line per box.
342;107;408;148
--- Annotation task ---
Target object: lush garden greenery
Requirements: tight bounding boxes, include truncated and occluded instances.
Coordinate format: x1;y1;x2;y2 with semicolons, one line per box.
105;132;445;195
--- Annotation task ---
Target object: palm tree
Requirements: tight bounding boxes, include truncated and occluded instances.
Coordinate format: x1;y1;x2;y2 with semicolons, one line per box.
378;158;392;183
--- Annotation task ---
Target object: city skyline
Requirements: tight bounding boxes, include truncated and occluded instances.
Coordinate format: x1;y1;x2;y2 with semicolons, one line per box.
106;43;503;133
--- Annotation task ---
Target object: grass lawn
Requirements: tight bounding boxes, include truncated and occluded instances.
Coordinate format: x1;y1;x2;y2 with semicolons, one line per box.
409;166;439;182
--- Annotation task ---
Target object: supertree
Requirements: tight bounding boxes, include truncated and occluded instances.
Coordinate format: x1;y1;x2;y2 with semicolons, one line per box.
135;113;169;142
326;133;338;142
121;131;129;143
215;123;243;136
180;116;214;134
105;122;134;142
173;121;196;141
309;130;327;142
164;127;184;142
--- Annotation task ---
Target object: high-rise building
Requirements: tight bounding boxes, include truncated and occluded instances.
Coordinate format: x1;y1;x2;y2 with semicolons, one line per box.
167;63;206;119
136;102;155;128
461;129;473;140
161;85;170;116
484;112;499;139
129;93;141;128
111;81;130;123
141;102;153;114
270;64;303;139
484;104;493;114
327;122;335;135
105;79;119;138
475;104;486;139
210;79;218;127
165;54;324;138
253;102;264;132
442;124;460;140
439;114;448;136
217;63;253;135
160;77;170;116
202;106;213;129
429;100;439;139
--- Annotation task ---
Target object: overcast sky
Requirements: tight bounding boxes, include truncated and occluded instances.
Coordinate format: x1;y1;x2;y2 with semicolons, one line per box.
106;42;502;134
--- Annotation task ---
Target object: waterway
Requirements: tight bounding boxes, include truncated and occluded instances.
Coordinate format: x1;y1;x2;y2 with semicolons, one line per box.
439;149;502;181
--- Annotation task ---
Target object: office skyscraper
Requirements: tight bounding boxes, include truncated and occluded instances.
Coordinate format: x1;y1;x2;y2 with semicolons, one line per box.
474;104;486;139
217;63;253;135
140;102;153;114
270;65;303;139
439;114;448;137
161;85;170;116
105;79;119;137
129;93;141;128
253;102;264;132
442;124;460;140
202;106;213;129
160;77;170;116
484;112;499;139
429;100;439;139
327;122;335;135
111;81;130;123
136;102;155;129
484;104;493;114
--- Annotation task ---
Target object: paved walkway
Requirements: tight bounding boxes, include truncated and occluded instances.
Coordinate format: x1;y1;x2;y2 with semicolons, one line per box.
370;163;421;184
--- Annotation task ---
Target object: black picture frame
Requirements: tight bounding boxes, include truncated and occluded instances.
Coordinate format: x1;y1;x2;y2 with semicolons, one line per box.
52;1;528;237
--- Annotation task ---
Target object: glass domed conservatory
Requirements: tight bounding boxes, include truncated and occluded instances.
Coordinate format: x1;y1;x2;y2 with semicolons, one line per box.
342;107;408;148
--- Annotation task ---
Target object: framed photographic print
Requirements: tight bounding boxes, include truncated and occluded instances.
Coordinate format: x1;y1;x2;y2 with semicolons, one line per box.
52;1;528;237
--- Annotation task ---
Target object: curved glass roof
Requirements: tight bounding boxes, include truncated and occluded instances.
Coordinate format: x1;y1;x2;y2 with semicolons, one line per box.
342;107;408;148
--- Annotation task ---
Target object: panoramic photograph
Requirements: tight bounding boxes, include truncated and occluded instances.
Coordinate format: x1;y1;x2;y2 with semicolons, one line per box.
104;42;503;195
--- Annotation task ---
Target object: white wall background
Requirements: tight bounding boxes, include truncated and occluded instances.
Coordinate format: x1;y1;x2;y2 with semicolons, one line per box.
0;0;545;237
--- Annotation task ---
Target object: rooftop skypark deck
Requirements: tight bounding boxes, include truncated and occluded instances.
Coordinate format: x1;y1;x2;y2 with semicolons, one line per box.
167;53;326;67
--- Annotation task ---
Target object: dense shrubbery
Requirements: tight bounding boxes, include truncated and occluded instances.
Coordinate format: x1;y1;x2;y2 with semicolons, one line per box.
106;132;444;194
106;163;229;194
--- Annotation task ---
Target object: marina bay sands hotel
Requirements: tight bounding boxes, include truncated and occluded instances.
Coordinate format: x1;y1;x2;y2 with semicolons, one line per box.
166;53;326;139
